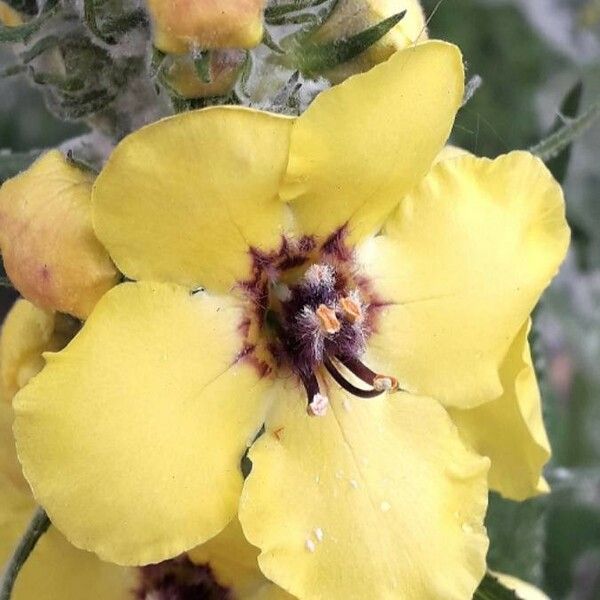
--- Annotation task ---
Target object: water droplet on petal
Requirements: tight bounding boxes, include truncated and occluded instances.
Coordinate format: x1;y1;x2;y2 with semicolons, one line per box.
380;501;391;513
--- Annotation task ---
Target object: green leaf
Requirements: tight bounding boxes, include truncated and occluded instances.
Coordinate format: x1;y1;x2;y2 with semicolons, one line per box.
485;493;547;586
0;0;59;43
473;573;522;600
545;81;583;184
530;94;600;165
0;149;42;182
290;11;406;77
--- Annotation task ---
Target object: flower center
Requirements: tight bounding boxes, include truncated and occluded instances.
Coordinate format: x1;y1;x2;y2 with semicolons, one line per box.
240;231;398;417
135;556;229;599
266;260;398;417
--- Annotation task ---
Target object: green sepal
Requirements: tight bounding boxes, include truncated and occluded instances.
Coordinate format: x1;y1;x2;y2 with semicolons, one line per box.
193;51;212;84
288;11;406;77
0;63;26;78
265;0;329;22
19;34;59;62
0;0;59;43
473;573;523;600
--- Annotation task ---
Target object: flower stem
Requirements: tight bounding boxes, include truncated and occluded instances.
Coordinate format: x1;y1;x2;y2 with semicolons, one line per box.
0;508;50;600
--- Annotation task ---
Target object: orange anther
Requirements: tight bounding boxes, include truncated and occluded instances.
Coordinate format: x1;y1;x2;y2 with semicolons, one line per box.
340;296;363;324
315;304;341;334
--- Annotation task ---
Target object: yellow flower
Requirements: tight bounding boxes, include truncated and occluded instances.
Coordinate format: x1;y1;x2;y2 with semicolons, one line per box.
0;314;133;600
188;518;294;599
0;151;120;319
0;300;78;404
13;40;569;600
312;0;428;82
146;0;267;54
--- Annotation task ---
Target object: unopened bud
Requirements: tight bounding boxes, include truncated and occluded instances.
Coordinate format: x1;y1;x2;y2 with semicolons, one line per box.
0;299;78;403
311;0;428;83
164;50;246;99
0;1;23;27
0;151;119;319
146;0;267;54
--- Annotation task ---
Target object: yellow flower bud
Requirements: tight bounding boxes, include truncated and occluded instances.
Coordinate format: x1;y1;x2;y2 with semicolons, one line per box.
0;0;23;26
0;299;78;403
146;0;267;54
165;50;246;99
0;151;120;319
313;0;428;82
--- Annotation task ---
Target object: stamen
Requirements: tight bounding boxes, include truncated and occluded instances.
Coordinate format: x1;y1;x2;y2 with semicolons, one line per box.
337;356;399;393
340;296;363;324
304;264;335;288
315;304;341;334
308;393;329;417
323;355;383;399
373;376;399;392
302;372;329;417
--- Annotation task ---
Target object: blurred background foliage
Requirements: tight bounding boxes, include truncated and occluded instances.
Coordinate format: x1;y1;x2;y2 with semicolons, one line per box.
1;0;599;598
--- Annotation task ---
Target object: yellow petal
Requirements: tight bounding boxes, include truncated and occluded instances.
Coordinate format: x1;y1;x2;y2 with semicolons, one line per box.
239;379;489;600
360;151;570;407
434;144;471;164
492;573;550;600
93;108;292;293
448;321;551;501
189;519;295;599
281;40;464;244
14;281;272;565
0;403;27;502
0;404;134;600
0;151;119;319
0;299;78;404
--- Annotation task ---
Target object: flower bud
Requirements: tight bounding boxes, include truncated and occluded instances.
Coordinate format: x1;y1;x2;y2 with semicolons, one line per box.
0;0;22;26
0;151;119;319
313;0;428;82
0;299;78;403
146;0;267;54
165;50;246;99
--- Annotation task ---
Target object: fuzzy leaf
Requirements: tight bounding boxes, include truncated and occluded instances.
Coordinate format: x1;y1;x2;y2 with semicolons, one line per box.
0;0;59;43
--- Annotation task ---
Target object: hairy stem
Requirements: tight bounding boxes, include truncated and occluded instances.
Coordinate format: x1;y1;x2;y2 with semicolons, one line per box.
0;508;50;600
